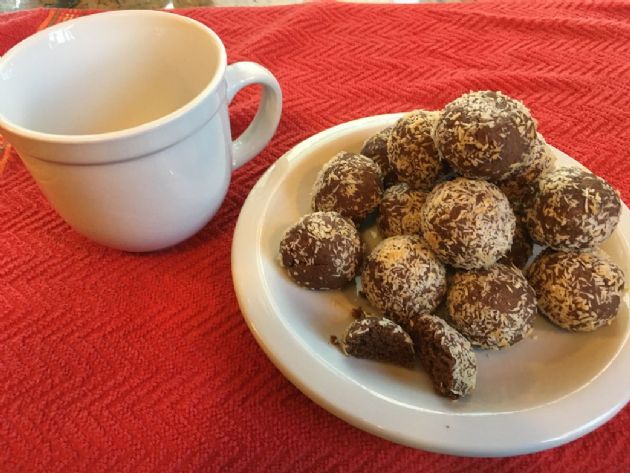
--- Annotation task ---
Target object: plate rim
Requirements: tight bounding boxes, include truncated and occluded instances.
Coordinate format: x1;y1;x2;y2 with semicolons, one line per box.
231;113;630;457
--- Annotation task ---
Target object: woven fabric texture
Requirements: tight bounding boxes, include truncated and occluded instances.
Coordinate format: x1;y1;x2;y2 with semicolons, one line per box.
1;2;629;471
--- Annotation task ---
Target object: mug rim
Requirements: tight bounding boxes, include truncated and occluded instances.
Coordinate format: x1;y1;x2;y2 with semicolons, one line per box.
0;10;228;145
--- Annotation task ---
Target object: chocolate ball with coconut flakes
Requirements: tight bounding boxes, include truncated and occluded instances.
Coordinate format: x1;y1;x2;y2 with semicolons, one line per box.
311;151;383;224
527;249;625;332
377;183;429;238
500;215;534;269
279;212;362;290
421;177;516;269
433;91;538;181
388;110;448;191
360;126;397;187
407;314;477;399
361;235;447;327
496;133;556;214
342;315;415;367
447;264;537;349
525;167;621;251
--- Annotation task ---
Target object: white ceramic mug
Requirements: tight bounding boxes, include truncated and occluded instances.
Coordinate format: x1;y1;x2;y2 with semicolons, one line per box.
0;10;282;252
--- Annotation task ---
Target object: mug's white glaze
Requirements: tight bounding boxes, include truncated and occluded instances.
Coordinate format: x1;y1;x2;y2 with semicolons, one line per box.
0;11;282;251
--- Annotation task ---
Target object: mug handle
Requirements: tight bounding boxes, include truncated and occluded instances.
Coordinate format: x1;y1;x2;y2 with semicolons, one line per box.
225;62;282;170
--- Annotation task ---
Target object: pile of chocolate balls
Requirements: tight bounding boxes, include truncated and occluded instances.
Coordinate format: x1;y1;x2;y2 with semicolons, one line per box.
279;91;625;399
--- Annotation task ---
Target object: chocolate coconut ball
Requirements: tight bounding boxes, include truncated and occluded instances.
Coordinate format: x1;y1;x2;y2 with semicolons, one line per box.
279;212;362;290
525;167;621;251
360;127;397;187
496;133;555;214
377;183;428;238
361;235;447;327
447;264;537;349
312;151;383;224
421;178;516;269
342;315;415;367
388;110;447;191
407;314;477;399
501;216;534;269
527;249;625;331
433;91;537;181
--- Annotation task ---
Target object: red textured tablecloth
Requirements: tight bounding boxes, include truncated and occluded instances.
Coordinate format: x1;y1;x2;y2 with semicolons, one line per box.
2;1;630;471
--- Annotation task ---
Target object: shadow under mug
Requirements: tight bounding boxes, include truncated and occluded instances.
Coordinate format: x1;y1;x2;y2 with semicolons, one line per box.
0;10;282;252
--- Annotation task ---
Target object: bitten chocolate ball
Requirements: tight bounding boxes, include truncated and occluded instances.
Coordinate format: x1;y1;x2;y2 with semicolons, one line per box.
361;235;447;326
447;264;537;349
342;315;415;367
527;249;625;331
279;212;362;290
407;314;477;399
433;91;537;181
377;183;428;238
496;133;555;214
388;110;447;191
360;127;397;187
312;151;383;223
525;167;621;251
421;178;516;269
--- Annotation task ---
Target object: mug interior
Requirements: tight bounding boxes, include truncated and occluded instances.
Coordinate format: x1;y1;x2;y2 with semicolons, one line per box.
0;12;224;136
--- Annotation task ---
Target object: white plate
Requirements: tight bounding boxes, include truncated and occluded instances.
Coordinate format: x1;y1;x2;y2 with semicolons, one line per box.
231;114;630;457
